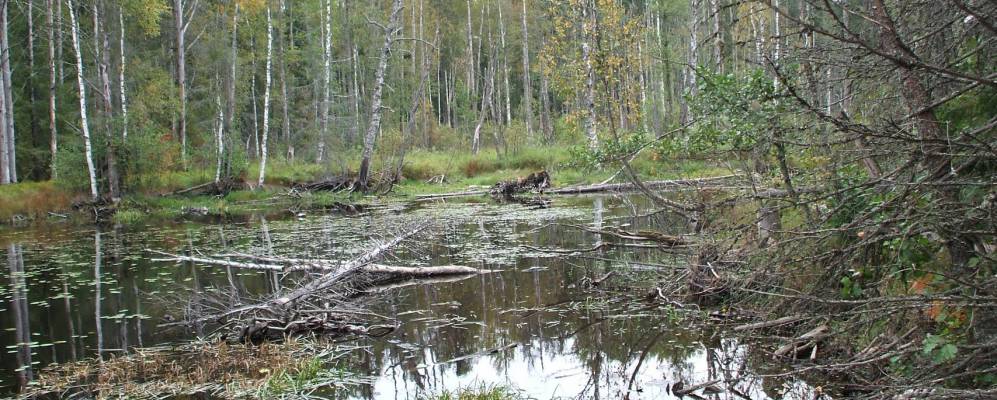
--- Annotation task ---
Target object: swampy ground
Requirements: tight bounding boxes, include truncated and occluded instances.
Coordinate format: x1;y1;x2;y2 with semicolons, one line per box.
0;191;823;399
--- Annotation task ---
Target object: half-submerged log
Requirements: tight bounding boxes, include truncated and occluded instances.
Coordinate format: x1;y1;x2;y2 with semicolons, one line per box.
416;174;739;200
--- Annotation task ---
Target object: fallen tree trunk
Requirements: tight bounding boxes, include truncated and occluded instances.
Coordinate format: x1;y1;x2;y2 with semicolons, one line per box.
547;174;738;195
361;264;479;277
416;174;739;200
151;251;479;281
733;315;805;332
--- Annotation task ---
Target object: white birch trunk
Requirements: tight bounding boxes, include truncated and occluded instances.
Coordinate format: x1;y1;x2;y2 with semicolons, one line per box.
317;0;332;163
1;2;15;182
48;0;58;178
520;0;532;137
226;3;238;177
172;0;189;168
215;93;223;183
357;0;403;189
498;4;511;125
257;6;273;188
67;0;99;200
581;1;598;149
118;7;128;139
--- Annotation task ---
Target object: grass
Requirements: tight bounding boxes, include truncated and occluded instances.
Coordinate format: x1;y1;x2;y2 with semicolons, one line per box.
1;145;732;227
425;384;526;400
0;181;78;223
22;339;366;399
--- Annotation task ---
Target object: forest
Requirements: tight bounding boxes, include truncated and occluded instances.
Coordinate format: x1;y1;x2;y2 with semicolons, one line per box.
0;0;995;399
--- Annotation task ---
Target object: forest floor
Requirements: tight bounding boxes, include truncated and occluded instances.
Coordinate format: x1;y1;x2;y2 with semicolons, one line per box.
0;146;730;227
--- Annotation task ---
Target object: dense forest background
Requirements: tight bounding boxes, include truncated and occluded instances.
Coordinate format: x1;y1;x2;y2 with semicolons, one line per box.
0;0;992;199
0;1;995;397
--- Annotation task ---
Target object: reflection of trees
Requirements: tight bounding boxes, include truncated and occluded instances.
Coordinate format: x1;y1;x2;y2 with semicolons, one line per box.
94;231;104;360
8;244;33;389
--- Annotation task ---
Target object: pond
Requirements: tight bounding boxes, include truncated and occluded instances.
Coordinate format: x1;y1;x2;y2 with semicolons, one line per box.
0;194;822;399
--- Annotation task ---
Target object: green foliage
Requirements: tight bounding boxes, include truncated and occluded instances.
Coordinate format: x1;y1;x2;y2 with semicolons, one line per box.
922;334;959;364
568;130;648;170
663;69;782;155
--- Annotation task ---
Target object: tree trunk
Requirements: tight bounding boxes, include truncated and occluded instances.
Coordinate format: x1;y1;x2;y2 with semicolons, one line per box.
520;0;533;138
472;50;495;155
215;92;223;183
118;7;128;139
48;0;58;179
1;2;15;183
250;37;259;159
465;0;474;99
357;0;404;190
581;0;598;149
172;0;189;168
682;0;700;125
317;0;331;163
28;0;38;148
95;1;120;199
226;4;238;177
67;0;99;201
710;0;722;72
539;34;553;142
257;6;273;188
278;1;291;159
498;4;511;125
0;1;7;185
870;0;971;268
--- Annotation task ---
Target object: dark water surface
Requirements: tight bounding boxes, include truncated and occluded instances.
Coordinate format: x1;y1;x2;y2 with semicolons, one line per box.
0;194;820;399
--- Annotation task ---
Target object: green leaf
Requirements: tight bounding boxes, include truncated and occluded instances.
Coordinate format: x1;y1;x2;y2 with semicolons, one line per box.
936;343;958;363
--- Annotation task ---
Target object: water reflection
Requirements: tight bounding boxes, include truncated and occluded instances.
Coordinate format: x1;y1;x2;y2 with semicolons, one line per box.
0;195;822;399
7;244;32;389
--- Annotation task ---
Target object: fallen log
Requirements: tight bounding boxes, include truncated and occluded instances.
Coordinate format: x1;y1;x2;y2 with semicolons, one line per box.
152;251;480;281
733;315;805;332
673;379;723;396
361;264;480;278
547;174;739;195
774;324;830;358
415;174;739;200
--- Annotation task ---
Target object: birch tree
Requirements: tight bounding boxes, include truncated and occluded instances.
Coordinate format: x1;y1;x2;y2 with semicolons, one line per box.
520;0;532;137
316;0;331;163
581;0;598;149
67;0;99;201
257;5;273;188
226;3;238;176
1;0;15;183
48;0;58;178
357;0;404;190
118;7;128;139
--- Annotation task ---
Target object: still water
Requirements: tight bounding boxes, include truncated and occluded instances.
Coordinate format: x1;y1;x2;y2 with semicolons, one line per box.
1;194;820;399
